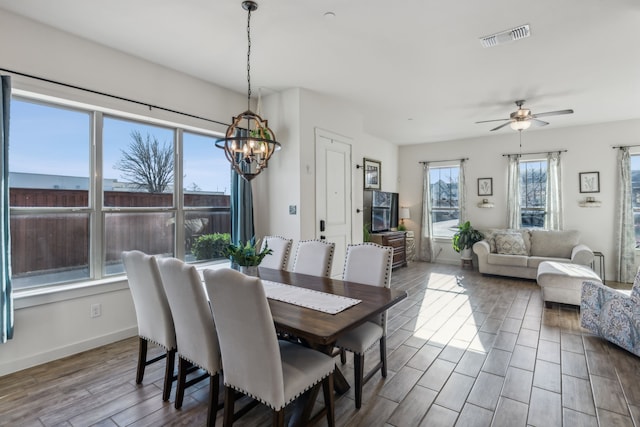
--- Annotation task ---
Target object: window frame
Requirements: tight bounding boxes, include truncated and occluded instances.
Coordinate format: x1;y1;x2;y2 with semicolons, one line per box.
428;164;461;239
10;94;230;291
519;158;548;229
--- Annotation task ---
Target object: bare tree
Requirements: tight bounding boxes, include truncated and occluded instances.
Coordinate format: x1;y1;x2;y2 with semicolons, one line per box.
115;131;174;193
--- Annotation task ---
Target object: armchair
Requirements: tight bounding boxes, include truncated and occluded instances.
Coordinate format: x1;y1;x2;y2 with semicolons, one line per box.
581;271;640;357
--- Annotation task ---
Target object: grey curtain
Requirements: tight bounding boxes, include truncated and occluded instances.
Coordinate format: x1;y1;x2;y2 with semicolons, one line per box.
506;155;521;229
230;171;254;245
1;76;13;343
616;147;635;282
545;152;563;230
459;159;467;222
230;129;255;246
419;163;433;262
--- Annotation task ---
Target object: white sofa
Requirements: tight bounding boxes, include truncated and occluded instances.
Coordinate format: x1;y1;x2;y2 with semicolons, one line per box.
472;229;594;280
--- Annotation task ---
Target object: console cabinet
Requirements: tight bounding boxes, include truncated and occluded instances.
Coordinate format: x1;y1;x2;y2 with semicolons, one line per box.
370;231;407;269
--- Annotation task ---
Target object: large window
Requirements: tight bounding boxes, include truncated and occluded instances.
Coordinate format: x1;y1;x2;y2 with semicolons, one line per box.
9;97;231;289
429;166;460;238
520;160;547;228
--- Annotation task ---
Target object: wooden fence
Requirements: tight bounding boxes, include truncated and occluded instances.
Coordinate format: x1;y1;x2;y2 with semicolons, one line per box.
10;188;231;276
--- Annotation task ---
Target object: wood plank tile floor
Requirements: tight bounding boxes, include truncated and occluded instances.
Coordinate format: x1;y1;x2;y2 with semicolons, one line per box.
2;262;640;426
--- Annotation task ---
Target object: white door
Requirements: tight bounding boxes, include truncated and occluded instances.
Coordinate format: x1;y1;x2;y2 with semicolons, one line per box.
315;129;352;277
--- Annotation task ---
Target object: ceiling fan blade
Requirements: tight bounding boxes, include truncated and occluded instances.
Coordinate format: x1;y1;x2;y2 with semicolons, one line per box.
475;118;510;124
490;121;513;131
530;118;549;127
532;109;574;118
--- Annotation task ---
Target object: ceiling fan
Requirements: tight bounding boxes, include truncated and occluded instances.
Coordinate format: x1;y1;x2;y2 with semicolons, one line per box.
476;100;574;131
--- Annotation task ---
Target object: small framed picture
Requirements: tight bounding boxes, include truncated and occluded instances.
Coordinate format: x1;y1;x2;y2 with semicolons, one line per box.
579;172;600;193
364;158;381;190
478;178;493;196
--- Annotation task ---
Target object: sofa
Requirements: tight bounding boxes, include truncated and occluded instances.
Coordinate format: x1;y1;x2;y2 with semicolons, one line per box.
472;228;594;280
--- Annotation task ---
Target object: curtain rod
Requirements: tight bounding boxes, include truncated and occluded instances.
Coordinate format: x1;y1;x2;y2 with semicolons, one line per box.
612;144;640;149
501;149;567;157
0;67;230;127
419;157;469;165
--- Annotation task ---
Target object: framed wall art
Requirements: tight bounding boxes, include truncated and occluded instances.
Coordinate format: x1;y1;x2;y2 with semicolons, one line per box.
579;172;600;193
364;158;381;190
478;178;493;196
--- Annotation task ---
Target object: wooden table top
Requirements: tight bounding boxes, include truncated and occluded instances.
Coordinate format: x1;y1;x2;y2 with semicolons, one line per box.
258;267;407;347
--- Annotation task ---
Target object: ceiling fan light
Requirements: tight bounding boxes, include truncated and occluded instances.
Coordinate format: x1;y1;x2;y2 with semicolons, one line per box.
510;120;531;131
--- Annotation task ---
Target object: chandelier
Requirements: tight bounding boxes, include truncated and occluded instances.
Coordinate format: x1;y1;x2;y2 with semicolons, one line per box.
215;1;281;181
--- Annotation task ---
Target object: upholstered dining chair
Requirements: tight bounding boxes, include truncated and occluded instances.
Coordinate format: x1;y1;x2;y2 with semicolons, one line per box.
156;257;222;427
334;242;393;408
203;268;335;427
121;250;176;402
259;236;293;270
291;239;335;277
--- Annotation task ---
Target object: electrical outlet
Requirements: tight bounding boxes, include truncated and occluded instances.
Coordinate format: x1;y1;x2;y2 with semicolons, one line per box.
90;303;102;318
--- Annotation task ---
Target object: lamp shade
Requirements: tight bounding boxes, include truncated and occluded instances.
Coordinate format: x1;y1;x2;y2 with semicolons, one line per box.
399;207;411;219
510;120;531;131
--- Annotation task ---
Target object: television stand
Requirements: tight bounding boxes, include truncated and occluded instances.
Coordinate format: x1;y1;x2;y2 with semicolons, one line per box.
370;231;407;269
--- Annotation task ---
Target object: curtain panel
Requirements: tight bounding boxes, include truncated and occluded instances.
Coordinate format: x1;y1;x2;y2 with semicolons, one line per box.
506;155;521;229
229;130;255;246
459;159;467;223
1;75;13;343
616;147;635;282
419;163;433;262
545;152;563;230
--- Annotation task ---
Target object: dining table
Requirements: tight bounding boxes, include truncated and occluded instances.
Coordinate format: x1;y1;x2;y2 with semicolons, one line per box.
256;266;408;425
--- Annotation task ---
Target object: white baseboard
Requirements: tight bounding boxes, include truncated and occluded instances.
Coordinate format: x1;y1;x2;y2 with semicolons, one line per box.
0;327;138;377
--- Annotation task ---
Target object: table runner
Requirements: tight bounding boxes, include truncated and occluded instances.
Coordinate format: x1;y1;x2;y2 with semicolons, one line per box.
262;280;361;314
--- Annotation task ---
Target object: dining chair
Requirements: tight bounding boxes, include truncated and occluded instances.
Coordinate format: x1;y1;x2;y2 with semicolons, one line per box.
334;242;393;408
203;268;335;427
156;257;222;426
121;250;176;402
291;239;335;277
259;236;293;270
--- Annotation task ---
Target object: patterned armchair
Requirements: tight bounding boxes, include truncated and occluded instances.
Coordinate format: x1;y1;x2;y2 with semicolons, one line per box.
581;269;640;357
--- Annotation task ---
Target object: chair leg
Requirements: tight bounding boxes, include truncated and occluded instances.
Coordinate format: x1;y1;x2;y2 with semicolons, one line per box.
207;373;219;427
174;358;190;409
322;373;335;427
272;408;285;427
379;336;387;378
223;386;236;427
340;349;347;364
354;353;365;409
136;337;147;384
162;349;176;401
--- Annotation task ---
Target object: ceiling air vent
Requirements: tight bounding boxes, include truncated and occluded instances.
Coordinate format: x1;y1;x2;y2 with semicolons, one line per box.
480;24;530;48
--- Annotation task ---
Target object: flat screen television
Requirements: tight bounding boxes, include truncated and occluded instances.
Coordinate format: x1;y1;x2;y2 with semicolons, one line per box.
364;190;398;232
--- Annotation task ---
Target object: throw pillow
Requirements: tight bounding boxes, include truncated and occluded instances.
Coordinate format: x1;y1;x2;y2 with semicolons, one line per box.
483;229;499;253
529;230;580;258
494;232;528;256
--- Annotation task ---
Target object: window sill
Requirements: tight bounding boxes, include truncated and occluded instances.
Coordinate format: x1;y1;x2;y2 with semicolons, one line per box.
14;260;231;310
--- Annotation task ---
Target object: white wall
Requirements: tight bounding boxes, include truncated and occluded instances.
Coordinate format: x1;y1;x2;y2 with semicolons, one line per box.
399;119;640;278
0;9;246;376
253;88;398;271
0;10;399;375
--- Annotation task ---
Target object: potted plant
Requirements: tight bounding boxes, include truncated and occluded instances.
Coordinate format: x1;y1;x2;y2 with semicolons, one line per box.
452;221;484;260
223;238;272;276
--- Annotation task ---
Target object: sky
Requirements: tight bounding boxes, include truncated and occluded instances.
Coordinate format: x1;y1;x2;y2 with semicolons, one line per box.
10;98;231;194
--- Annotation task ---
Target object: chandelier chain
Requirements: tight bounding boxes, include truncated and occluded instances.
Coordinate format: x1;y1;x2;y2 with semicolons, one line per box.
246;7;252;111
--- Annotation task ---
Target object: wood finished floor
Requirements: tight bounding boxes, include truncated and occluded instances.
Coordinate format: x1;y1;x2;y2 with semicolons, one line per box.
2;262;640;426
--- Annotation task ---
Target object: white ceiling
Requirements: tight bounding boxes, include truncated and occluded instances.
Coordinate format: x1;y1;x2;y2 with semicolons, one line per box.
2;0;640;145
